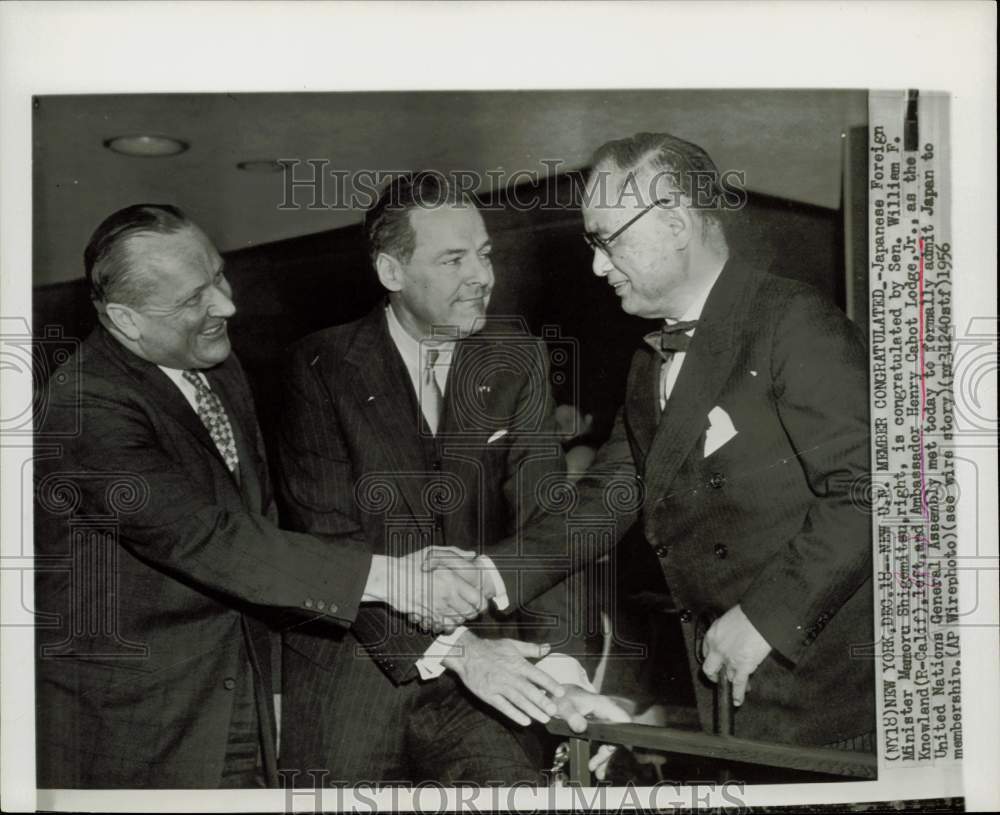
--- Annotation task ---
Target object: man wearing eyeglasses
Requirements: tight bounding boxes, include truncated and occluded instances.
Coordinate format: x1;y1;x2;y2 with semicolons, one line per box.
483;132;875;752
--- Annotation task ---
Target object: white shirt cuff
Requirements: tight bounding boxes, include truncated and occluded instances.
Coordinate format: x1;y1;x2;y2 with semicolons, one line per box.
413;556;507;682
416;626;468;680
477;555;509;611
536;653;594;692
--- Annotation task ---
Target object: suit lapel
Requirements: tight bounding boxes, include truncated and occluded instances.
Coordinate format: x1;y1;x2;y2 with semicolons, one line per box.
94;327;227;470
437;340;463;436
625;346;661;459
643;258;762;500
343;308;434;520
206;361;263;503
438;337;490;438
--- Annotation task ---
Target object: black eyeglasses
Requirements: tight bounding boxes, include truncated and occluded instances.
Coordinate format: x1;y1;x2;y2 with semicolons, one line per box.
583;197;674;254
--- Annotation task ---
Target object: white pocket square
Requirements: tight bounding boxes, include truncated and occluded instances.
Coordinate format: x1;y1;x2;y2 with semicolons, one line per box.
704;406;738;457
487;429;509;444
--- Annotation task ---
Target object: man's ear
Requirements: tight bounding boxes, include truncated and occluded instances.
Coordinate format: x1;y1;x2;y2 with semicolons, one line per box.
662;201;694;251
104;302;142;341
375;253;405;292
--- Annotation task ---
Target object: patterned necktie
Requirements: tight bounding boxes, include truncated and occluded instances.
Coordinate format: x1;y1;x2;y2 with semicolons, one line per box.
422;348;444;435
182;370;240;475
643;320;699;410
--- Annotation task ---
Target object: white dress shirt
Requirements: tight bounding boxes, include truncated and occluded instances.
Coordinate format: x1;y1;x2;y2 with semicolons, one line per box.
658;262;725;409
157;365;207;411
385;304;455;430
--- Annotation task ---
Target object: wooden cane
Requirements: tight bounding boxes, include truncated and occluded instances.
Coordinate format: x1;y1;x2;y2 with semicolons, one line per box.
716;673;734;737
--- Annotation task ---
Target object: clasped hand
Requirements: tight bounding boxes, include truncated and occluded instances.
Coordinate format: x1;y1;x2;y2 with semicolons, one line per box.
382;546;493;631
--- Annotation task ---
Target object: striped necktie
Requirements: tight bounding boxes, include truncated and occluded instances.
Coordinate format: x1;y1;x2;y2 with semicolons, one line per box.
182;370;240;475
422;348;444;435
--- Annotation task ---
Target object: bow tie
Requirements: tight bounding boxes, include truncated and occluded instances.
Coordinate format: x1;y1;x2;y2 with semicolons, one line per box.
644;320;699;357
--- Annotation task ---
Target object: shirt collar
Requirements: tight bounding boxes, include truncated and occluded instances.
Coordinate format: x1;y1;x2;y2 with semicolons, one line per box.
158;364;204;386
385;304;456;379
665;261;726;327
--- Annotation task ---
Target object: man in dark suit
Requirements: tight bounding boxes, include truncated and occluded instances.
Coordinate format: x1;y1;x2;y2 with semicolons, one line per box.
478;132;875;751
276;173;625;785
33;204;486;788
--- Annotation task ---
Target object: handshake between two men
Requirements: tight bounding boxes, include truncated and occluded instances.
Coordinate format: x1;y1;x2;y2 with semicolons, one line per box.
364;545;631;737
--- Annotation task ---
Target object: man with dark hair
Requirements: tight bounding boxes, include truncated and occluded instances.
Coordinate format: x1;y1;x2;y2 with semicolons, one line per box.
276;174;625;785
479;131;876;752
34;204;486;788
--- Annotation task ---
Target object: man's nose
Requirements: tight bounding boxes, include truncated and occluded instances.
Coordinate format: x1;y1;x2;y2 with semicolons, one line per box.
591;247;614;277
207;281;237;318
467;255;494;287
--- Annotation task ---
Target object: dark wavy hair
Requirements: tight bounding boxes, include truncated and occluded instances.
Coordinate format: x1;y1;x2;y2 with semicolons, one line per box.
364;171;474;268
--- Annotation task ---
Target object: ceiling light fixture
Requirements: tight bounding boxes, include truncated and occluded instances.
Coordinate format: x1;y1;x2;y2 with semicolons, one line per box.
104;135;189;157
236;160;287;174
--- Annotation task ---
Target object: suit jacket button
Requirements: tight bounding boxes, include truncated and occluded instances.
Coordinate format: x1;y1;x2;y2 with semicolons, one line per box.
679;609;693;624
303;598;314;609
328;603;338;614
708;473;726;489
654;543;669;558
714;544;728;559
315;600;326;611
223;677;236;690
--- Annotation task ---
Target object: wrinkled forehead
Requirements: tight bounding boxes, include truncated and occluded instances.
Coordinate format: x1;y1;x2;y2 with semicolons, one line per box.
126;225;221;277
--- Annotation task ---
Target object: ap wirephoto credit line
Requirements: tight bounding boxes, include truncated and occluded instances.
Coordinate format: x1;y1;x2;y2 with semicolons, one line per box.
868;91;963;772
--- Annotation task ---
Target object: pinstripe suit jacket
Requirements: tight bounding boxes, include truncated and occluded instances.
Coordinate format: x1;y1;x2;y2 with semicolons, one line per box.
276;306;575;686
34;326;371;788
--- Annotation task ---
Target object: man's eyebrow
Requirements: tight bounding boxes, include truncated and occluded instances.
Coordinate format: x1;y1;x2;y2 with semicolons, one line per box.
172;264;224;306
172;282;207;306
434;248;468;261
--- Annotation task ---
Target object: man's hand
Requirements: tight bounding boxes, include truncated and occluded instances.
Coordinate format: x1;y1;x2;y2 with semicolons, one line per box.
553;685;631;733
366;546;492;631
701;604;772;706
422;550;492;577
412;549;504;633
442;631;565;727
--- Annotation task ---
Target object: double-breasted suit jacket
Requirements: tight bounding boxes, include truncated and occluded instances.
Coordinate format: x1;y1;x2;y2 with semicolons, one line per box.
34;326;371;788
492;257;875;746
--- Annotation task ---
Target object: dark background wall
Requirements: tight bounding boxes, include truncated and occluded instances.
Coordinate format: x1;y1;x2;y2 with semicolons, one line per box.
32;173;843;448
